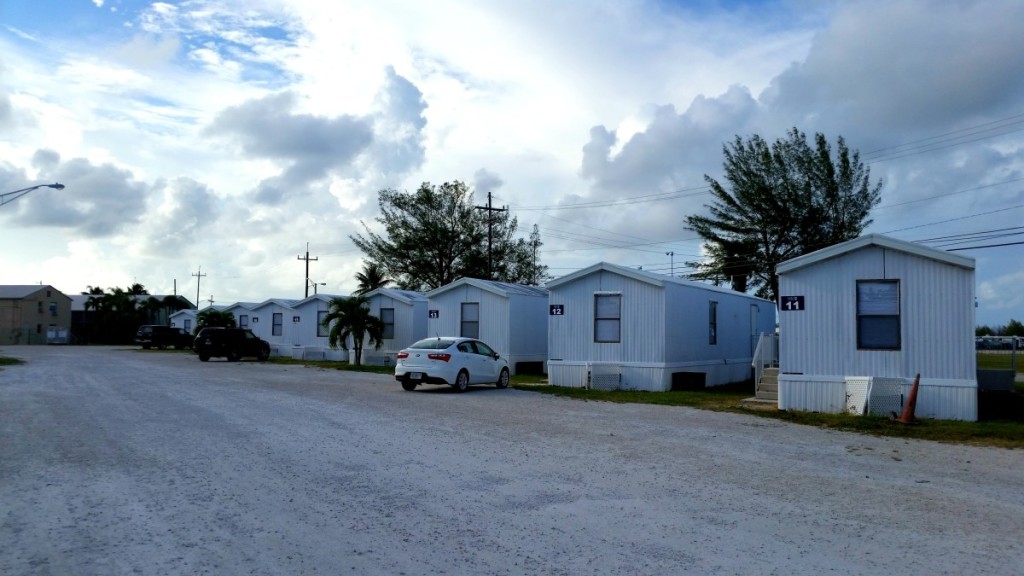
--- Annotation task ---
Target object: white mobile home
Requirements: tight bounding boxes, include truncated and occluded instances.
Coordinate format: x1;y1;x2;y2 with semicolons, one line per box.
546;262;775;391
248;298;299;354
289;294;349;360
775;234;977;421
425;278;548;375
360;288;427;366
169;309;199;334
224;302;260;330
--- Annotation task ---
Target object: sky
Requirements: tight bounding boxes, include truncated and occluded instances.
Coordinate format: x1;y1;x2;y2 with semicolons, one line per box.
1;0;1022;328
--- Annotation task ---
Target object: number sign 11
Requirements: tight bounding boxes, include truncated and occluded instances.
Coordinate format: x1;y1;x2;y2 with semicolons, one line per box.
781;296;804;311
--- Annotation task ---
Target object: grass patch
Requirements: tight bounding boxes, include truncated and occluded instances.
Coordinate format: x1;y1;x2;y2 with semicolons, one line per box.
0;356;25;367
512;381;1024;449
977;353;1023;373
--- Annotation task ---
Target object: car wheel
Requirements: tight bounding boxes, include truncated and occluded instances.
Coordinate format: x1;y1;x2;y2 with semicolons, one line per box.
401;380;417;391
198;353;210;362
454;370;469;392
496;368;509;389
257;348;270;362
226;350;240;362
142;345;151;350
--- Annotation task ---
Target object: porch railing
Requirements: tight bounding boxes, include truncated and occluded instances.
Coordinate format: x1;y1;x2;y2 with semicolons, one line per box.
752;332;779;392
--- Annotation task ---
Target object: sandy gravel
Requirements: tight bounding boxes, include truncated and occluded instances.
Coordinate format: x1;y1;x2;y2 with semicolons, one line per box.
1;345;1022;575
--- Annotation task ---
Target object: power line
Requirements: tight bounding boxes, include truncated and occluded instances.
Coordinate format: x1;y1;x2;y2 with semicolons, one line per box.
862;112;1024;163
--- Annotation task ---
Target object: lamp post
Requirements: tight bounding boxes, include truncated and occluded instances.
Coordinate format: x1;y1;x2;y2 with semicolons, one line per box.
665;251;674;277
308;279;326;295
1;182;65;207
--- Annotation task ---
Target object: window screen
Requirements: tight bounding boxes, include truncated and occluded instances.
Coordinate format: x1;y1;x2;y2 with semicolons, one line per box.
273;313;283;336
460;303;479;339
594;294;621;343
239;314;249;328
317;310;329;337
857;280;900;350
381;308;395;340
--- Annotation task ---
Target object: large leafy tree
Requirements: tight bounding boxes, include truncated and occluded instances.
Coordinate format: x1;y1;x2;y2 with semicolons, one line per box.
321;295;385;366
686;128;882;302
351;181;546;290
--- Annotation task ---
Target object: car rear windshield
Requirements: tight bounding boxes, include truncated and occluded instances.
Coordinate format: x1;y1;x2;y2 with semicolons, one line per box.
409;338;456;350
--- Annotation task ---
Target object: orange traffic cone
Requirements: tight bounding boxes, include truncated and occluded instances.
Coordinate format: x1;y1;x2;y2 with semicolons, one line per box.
895;373;921;424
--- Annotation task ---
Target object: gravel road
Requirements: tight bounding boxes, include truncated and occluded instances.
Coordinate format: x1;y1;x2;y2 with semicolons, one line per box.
1;345;1022;575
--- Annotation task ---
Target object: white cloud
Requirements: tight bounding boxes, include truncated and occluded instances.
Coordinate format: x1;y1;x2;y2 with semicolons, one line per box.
0;0;1021;325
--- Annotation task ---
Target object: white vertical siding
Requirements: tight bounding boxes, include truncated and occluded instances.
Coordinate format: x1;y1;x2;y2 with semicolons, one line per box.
548;270;666;366
778;241;977;421
425;281;547;374
258;304;284;348
664;284;775;366
363;292;427;364
291;296;335;348
779;375;848;412
779;246;975;380
427;284;511;355
548;268;773;390
779;374;977;420
506;292;549;373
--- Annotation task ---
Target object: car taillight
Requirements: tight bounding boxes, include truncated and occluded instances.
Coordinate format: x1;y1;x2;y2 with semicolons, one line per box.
396;351;409;359
427;353;451;362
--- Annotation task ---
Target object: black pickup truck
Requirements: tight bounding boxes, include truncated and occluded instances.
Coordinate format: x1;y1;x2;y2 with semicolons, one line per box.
135;325;194;350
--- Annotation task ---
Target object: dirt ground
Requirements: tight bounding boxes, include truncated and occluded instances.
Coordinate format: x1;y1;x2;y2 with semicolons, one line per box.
2;345;1022;575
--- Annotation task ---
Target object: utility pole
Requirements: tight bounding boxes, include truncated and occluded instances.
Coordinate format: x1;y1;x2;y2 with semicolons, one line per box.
666;252;675;277
192;266;206;309
298;242;319;297
475;192;507;280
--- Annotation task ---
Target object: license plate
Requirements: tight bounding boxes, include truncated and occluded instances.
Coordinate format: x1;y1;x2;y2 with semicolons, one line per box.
408;372;422;380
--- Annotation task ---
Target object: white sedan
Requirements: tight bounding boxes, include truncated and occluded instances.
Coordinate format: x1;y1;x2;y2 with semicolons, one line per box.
395;337;510;392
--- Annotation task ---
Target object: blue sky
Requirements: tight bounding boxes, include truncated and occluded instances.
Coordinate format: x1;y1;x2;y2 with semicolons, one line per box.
1;0;1022;328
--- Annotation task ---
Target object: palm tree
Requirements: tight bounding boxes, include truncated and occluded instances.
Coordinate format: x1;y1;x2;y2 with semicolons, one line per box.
195;309;236;334
354;261;391;295
140;296;164;324
321;295;385;365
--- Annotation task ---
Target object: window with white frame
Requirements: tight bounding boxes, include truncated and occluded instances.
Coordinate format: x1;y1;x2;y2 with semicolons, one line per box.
239;314;249;328
380;308;395;340
857;280;900;350
460;303;479;339
184;319;192;332
317;310;329;337
273;313;283;336
594;293;621;343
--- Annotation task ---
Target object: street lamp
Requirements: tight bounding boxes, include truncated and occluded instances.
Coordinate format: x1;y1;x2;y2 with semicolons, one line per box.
0;182;65;207
308;279;326;295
